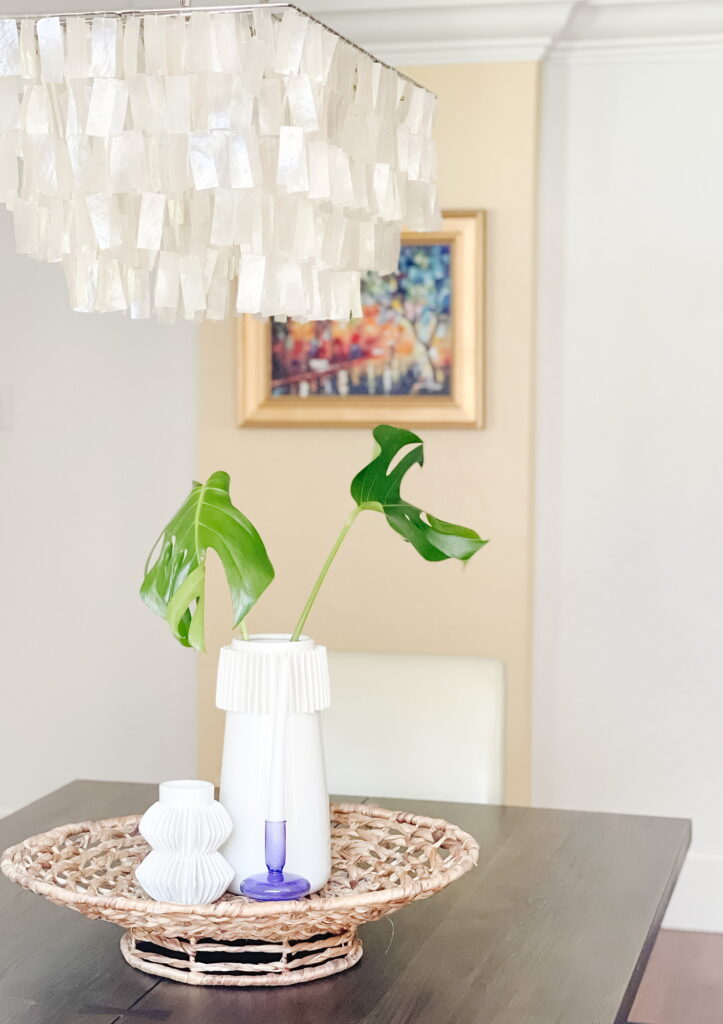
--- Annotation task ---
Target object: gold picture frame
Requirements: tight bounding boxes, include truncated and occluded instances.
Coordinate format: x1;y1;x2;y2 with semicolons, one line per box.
237;210;485;428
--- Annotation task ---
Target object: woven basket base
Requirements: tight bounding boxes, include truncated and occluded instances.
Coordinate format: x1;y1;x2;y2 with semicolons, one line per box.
120;928;364;987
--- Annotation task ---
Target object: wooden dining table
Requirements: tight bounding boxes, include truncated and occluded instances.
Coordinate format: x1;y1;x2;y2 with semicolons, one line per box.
0;780;690;1024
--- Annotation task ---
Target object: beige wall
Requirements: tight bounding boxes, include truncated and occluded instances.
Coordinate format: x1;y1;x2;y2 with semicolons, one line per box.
197;62;539;804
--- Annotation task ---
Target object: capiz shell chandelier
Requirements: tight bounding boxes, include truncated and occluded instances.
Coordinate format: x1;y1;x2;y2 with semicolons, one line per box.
0;3;438;323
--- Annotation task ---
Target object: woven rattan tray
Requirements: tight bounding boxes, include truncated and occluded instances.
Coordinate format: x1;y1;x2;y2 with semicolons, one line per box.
1;802;479;987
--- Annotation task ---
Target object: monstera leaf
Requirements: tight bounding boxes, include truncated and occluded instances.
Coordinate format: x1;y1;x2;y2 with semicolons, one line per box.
350;425;487;562
141;471;274;652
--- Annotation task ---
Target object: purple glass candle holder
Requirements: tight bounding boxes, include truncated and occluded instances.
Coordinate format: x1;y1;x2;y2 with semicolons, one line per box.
242;820;310;901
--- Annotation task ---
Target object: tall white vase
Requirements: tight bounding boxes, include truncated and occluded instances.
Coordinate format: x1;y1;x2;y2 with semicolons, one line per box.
217;634;332;895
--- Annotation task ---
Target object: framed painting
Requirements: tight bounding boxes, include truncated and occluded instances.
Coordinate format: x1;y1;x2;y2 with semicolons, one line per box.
237;210;484;428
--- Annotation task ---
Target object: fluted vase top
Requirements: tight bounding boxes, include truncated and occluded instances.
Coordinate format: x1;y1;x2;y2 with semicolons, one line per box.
139;781;233;856
216;634;331;714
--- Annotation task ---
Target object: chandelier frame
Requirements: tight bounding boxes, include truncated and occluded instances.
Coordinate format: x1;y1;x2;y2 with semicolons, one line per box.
0;3;433;95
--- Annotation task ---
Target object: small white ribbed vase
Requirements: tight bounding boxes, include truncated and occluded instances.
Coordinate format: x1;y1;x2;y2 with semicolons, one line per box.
217;634;332;896
136;780;234;905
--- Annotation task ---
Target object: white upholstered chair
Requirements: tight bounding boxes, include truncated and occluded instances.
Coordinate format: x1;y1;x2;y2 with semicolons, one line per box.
323;652;505;804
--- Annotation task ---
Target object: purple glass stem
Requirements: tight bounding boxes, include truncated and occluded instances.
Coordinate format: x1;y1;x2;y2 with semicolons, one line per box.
242;819;310;900
264;819;286;880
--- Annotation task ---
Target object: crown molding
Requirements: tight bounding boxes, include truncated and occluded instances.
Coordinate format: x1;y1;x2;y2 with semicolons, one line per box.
549;0;723;62
304;2;578;64
549;34;723;64
303;0;723;65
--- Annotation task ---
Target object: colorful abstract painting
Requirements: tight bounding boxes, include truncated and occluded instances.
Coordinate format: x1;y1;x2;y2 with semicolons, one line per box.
270;243;453;399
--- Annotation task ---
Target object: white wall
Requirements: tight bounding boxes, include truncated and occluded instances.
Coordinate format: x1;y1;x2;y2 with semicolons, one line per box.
534;53;723;931
0;226;198;816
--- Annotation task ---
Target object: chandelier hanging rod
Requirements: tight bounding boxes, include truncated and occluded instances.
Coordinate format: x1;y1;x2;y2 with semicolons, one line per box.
1;2;434;95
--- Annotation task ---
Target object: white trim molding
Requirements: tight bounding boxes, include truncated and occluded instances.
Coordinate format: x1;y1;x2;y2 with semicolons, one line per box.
303;0;723;65
304;1;579;64
550;0;723;63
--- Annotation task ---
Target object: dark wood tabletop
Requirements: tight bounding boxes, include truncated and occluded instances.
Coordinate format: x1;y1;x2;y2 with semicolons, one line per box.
0;780;690;1024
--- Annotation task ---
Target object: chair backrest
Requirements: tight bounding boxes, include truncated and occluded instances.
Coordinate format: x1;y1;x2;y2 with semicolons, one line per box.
323;651;505;804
